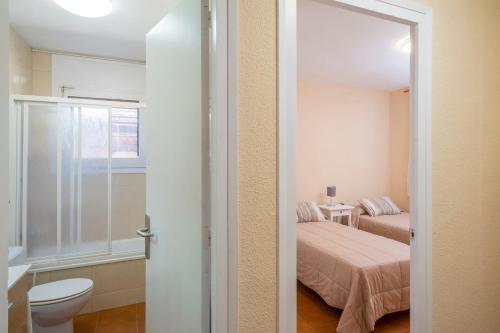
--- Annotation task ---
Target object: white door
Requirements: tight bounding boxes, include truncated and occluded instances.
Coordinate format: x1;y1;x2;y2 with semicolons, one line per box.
142;0;210;332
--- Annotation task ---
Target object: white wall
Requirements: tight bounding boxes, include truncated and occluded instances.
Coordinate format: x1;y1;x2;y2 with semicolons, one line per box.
51;54;146;101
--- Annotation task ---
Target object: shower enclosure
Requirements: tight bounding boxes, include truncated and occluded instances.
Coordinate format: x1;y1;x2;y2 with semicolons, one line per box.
11;96;146;265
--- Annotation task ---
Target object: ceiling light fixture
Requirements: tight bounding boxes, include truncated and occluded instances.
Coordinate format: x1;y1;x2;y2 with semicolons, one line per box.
54;0;112;18
397;36;412;53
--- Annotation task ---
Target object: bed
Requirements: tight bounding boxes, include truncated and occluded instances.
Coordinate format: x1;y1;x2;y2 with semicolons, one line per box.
297;222;410;333
353;209;411;245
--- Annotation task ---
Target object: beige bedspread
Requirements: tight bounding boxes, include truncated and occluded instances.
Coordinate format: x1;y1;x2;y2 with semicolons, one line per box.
297;222;410;333
357;212;411;245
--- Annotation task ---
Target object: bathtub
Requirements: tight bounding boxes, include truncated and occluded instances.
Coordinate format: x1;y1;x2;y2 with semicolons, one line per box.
27;237;145;273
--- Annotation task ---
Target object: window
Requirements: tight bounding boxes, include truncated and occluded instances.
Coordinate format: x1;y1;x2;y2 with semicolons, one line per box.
80;106;146;172
110;108;146;172
112;108;140;158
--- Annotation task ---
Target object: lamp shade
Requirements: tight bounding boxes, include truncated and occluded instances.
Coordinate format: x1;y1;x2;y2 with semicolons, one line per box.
327;186;336;197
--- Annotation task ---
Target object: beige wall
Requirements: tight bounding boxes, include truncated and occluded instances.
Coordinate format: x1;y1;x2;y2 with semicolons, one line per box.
34;259;145;313
238;0;277;332
423;0;500;331
9;28;53;97
389;90;410;211
238;0;500;332
297;81;391;205
32;51;52;96
9;27;32;94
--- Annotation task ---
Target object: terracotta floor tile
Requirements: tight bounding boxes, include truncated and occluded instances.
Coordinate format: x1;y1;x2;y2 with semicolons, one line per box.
74;312;98;333
96;304;138;333
76;304;142;333
137;302;145;333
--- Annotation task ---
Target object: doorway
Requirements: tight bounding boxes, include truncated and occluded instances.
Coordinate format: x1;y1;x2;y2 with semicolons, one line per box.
277;0;432;332
4;0;228;332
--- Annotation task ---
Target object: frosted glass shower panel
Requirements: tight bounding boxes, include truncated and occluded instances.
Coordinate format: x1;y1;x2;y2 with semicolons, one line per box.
60;105;79;254
25;104;59;258
23;103;111;259
80;107;110;252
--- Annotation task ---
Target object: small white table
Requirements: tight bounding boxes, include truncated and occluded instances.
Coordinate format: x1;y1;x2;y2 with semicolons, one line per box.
318;204;355;227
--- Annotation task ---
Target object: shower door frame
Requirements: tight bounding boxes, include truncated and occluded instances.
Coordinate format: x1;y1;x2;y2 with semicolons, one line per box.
11;95;146;263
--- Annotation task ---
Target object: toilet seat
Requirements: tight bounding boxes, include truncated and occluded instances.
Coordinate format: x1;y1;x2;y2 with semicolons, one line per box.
29;278;93;306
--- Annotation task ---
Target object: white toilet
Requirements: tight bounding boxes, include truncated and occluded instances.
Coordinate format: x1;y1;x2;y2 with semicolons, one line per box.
29;278;93;333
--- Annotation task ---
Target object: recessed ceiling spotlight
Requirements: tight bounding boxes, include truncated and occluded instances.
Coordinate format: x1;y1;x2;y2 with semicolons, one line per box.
54;0;112;18
397;36;412;53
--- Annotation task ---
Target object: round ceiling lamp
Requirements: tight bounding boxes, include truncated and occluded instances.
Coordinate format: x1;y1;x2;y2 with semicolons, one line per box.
397;36;412;53
54;0;112;18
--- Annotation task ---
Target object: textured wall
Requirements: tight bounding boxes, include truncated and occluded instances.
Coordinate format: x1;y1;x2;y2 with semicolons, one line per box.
237;0;277;332
297;81;392;205
423;0;500;331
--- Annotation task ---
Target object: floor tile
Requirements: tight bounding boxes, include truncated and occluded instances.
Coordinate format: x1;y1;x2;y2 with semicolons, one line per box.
96;304;138;333
75;303;144;333
137;302;145;333
74;312;98;333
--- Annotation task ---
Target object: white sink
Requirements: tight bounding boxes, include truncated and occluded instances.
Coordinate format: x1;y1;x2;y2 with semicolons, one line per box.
8;246;25;266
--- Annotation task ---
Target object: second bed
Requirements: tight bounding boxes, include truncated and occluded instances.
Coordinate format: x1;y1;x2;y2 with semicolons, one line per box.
353;209;411;245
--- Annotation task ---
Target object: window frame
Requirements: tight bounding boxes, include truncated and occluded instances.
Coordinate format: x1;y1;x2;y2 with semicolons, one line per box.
111;107;147;174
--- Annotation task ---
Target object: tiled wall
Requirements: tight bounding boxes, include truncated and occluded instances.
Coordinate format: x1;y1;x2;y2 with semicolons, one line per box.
31;51;52;96
9;28;32;94
33;259;145;313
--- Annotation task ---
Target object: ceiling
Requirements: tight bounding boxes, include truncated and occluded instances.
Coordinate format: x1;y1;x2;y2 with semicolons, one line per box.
10;0;410;88
298;0;410;91
9;0;176;61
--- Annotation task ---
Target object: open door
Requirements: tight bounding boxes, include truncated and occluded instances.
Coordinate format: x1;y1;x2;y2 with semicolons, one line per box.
141;0;210;332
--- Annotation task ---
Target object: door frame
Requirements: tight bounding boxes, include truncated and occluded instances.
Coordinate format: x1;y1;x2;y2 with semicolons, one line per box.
211;0;237;332
278;1;433;333
0;0;9;331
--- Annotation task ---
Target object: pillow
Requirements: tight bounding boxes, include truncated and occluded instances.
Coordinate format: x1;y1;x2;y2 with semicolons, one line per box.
355;205;367;215
358;197;401;217
296;201;326;222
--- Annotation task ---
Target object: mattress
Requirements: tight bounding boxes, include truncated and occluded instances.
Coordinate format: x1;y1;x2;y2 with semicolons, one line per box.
357;212;410;245
297;222;410;333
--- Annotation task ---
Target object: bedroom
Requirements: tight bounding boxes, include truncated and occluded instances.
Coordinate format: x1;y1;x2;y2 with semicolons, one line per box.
296;1;411;332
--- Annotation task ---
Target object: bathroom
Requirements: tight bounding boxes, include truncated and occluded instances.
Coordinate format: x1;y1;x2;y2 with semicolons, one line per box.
7;1;171;332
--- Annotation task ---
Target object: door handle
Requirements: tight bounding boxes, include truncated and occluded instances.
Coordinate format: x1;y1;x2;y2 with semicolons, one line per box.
137;214;153;259
136;227;154;238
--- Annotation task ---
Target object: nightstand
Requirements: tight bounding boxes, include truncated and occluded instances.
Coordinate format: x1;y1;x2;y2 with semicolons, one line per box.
318;204;355;227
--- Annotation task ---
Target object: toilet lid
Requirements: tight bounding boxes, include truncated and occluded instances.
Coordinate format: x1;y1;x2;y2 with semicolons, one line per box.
29;278;93;304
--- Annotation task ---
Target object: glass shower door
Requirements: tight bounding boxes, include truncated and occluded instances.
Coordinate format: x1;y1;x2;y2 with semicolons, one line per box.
22;102;111;260
24;104;59;258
